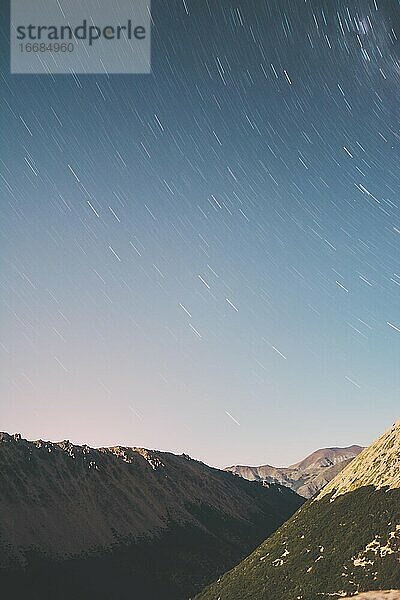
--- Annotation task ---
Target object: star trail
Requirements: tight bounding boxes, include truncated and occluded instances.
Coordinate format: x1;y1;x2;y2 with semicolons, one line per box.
0;0;399;468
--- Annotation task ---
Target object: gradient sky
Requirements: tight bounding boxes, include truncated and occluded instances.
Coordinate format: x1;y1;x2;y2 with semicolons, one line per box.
0;0;399;469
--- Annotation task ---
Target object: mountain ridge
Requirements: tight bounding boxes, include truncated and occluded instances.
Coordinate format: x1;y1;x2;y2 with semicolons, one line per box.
317;421;400;499
0;431;303;599
225;444;364;498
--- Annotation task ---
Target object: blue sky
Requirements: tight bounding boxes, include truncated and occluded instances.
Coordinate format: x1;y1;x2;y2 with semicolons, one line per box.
0;0;399;467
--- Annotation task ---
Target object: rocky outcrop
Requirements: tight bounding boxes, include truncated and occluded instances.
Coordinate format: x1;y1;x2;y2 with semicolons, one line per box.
350;593;400;599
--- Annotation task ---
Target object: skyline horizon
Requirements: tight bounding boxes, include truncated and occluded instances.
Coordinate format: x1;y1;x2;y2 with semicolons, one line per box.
0;417;386;471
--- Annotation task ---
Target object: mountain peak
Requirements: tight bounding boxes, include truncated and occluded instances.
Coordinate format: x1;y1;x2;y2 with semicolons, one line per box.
225;445;363;498
288;445;364;470
317;420;400;500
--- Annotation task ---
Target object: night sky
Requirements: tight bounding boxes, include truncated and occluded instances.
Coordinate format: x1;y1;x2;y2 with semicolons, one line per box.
0;0;399;468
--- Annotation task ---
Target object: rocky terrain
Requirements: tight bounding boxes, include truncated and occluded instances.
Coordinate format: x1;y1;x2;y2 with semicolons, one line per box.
350;593;400;599
317;425;400;499
225;445;363;498
0;432;303;599
197;421;400;599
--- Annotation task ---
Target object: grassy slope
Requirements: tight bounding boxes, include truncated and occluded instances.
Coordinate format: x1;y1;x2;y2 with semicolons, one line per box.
197;486;400;600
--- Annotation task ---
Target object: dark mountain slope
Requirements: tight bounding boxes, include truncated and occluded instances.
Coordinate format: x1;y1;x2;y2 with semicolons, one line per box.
0;432;303;599
197;421;400;600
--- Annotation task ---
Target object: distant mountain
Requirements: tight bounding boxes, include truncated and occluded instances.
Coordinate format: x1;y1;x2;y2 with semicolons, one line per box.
0;432;303;599
197;420;400;599
225;445;364;498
